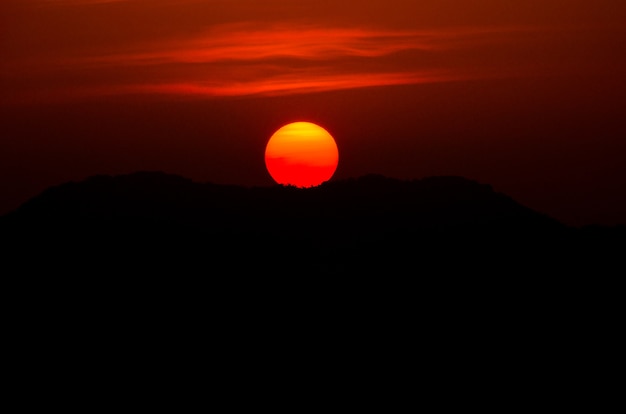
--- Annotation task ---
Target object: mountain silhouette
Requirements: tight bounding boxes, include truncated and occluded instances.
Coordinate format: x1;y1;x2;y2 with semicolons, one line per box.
2;170;623;278
2;171;623;377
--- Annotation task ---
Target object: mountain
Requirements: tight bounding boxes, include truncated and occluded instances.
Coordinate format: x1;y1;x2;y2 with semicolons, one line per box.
2;171;622;379
1;171;623;277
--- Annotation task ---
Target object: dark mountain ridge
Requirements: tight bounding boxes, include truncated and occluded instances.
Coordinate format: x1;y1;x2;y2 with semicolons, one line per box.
1;171;623;277
5;170;561;229
2;171;623;369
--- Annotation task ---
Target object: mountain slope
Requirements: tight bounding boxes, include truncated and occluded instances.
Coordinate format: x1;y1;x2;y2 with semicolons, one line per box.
2;171;622;277
1;171;623;363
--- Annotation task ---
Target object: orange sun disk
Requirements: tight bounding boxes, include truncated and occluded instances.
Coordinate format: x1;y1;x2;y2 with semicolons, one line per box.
265;122;339;188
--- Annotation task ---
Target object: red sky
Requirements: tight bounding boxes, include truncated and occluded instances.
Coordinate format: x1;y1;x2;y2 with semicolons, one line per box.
2;0;625;226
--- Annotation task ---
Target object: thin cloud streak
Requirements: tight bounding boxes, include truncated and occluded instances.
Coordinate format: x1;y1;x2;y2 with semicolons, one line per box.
1;22;555;101
97;27;438;65
7;71;464;104
79;24;532;67
129;71;463;97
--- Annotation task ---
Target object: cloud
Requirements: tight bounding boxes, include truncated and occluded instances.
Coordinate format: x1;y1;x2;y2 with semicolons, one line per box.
82;23;535;66
124;70;462;97
88;25;441;65
1;21;556;102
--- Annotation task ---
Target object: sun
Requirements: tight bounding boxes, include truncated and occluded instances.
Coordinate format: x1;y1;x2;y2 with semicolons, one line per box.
265;121;339;188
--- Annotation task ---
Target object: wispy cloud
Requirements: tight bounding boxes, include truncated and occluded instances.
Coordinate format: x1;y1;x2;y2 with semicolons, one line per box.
88;25;441;66
1;22;550;102
80;23;535;66
124;71;461;97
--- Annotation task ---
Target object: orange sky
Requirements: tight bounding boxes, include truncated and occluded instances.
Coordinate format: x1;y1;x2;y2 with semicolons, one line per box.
1;0;625;225
3;0;624;102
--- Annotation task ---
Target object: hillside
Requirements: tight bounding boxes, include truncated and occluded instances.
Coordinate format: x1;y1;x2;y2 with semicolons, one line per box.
2;171;623;368
1;171;623;278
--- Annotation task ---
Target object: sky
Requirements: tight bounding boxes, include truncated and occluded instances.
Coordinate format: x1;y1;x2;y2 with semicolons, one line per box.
2;0;625;226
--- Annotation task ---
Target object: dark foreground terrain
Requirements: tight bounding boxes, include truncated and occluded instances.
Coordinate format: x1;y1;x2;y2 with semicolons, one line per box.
2;170;623;309
2;171;623;401
2;171;623;275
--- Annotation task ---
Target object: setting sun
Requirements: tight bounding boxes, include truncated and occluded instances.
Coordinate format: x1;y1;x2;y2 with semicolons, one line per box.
265;122;339;188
